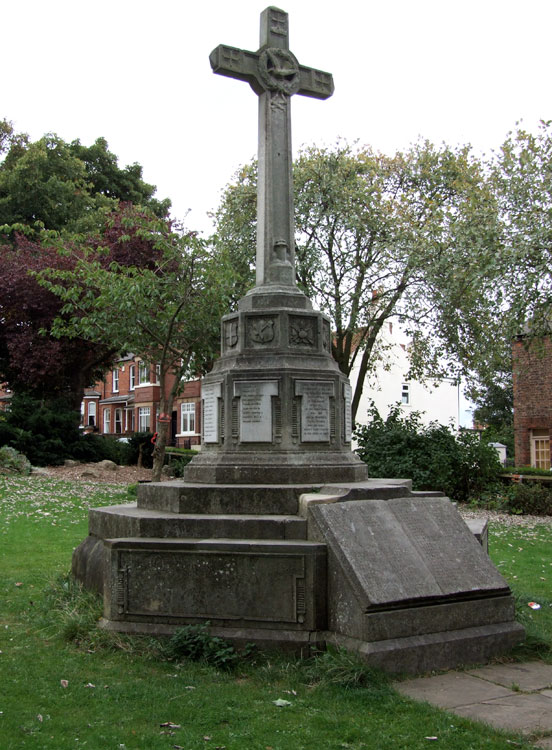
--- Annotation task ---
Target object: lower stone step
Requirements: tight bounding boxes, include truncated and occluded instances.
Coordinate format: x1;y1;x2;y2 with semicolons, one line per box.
89;504;307;540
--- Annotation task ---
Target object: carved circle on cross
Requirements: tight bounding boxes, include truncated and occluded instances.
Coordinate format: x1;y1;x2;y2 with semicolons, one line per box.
258;48;300;95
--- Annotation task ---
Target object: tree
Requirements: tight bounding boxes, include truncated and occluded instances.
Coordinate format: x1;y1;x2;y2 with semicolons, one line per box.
37;209;232;480
213;140;502;421
0;125;171;413
0;131;170;234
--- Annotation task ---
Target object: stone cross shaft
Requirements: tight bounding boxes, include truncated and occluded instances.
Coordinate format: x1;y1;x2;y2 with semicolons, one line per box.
210;6;334;289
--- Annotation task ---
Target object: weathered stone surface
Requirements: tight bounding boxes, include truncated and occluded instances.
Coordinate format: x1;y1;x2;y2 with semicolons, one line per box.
103;538;327;632
326;621;524;675
72;535;105;594
96;460;117;471
89;504;306;540
309;497;509;609
465;661;552;692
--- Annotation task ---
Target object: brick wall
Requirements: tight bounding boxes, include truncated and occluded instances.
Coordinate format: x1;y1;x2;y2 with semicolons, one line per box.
512;336;552;466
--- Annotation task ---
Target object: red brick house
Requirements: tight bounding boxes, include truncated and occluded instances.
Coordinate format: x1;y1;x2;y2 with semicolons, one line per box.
512;335;552;468
82;355;201;447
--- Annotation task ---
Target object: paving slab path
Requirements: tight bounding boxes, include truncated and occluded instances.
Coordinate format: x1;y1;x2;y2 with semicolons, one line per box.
395;661;552;747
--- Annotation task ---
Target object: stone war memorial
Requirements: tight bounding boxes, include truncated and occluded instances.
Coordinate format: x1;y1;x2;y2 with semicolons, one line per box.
73;7;523;673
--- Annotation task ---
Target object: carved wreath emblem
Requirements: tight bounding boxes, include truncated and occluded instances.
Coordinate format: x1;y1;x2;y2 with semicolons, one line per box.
290;319;314;346
258;48;300;95
250;318;275;344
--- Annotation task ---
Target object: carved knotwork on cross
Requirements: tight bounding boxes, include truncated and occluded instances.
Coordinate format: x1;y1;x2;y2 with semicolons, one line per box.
210;6;334;289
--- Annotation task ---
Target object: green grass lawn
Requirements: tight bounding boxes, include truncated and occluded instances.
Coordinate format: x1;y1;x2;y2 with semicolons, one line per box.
1;476;550;750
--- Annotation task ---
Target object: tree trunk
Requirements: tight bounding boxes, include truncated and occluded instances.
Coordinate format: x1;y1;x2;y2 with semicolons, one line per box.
152;420;170;482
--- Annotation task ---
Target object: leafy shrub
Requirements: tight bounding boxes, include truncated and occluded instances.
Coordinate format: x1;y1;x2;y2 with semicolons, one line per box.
354;403;501;502
506;483;552;515
168;449;199;477
0;393;82;465
126;432;155;468
163;622;239;670
0;445;31;475
72;434;132;465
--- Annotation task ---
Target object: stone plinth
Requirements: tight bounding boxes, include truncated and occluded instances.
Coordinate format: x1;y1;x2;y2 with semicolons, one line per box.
185;294;367;485
72;479;523;671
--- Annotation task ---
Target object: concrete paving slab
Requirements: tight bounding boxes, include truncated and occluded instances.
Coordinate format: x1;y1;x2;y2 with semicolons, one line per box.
466;661;552;691
452;692;552;733
394;672;515;709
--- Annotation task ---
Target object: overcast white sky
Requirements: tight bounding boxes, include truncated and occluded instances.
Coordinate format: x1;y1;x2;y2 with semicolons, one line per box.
2;0;551;235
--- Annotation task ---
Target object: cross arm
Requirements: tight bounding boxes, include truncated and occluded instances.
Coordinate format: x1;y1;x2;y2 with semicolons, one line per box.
210;45;265;95
297;65;334;100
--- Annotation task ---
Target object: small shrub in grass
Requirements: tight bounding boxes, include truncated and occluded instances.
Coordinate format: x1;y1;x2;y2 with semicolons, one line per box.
0;445;31;475
303;647;391;692
164;622;240;670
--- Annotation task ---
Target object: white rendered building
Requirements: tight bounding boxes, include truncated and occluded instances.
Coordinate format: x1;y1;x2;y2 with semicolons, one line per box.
350;321;460;432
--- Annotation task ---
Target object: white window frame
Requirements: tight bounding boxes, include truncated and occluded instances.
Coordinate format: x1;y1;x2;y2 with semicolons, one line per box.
88;401;97;426
401;383;410;405
138;406;151;432
129;365;136;390
112;369;119;393
103;408;111;434
531;430;550;469
138;362;150;385
180;402;196;435
114;408;123;434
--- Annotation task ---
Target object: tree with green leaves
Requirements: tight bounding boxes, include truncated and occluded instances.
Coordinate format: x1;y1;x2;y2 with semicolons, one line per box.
213;140;502;421
0;129;169;235
37;208;233;480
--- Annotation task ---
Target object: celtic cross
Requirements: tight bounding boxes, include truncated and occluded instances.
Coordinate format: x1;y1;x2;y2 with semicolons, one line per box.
210;6;334;289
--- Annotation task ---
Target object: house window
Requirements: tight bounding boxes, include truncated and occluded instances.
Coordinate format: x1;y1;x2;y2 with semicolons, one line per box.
129;365;136;390
103;408;111;434
138;406;151;432
138;362;149;385
88;401;97;426
114;408;123;434
155;364;161;384
401;383;410;405
181;402;196;435
531;430;550;469
112;369;119;392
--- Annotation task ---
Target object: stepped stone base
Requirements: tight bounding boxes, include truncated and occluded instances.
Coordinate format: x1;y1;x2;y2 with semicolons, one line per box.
72;478;524;674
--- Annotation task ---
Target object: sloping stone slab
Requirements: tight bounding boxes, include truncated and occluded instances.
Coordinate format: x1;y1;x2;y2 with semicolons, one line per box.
310;497;509;609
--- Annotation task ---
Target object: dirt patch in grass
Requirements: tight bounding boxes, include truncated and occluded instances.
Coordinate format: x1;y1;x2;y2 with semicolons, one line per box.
38;462;157;484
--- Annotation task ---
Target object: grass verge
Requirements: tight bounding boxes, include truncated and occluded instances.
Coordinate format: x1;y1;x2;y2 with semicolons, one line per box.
1;475;549;749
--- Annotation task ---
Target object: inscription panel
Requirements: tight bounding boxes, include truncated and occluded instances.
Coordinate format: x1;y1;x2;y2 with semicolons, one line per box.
343;383;352;442
234;380;278;442
202;381;222;443
115;548;305;624
295;380;334;442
